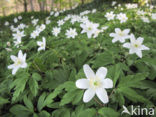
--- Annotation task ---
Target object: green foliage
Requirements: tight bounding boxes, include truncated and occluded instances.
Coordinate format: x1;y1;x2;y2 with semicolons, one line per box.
0;0;156;116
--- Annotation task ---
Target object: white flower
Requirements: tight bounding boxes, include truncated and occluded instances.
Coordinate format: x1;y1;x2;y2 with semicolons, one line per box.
14;18;18;23
13;30;25;41
5;21;9;26
80;21;99;38
65;28;78;38
92;9;97;13
46;18;51;24
137;10;145;16
52;27;61;37
37;24;46;32
105;12;115;21
57;20;65;26
123;34;150;58
31;30;39;39
50;11;54;16
18;23;26;29
151;13;156;20
125;3;138;9
37;37;46;51
76;64;113;103
54;12;59;17
117;13;128;23
32;19;39;26
110;28;130;43
8;50;27;75
18;16;22;20
112;1;117;6
141;16;150;23
14;39;22;48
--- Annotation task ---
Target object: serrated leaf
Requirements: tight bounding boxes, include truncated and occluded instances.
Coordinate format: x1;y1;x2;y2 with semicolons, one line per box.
23;95;34;112
29;76;39;97
37;92;47;111
98;107;120;117
11;72;29;102
0;96;9;105
118;73;148;88
77;108;96;117
118;87;150;104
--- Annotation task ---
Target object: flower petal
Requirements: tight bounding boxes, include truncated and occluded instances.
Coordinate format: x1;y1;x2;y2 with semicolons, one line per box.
83;88;95;103
103;78;113;89
141;45;149;50
83;64;95;79
115;28;121;33
137;37;144;44
136;50;142;58
12;67;19;75
123;43;130;48
10;55;17;62
96;88;109;104
76;79;90;89
96;67;107;80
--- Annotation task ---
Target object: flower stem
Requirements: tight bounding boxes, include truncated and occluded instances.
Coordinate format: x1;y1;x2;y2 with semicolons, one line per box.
94;97;104;106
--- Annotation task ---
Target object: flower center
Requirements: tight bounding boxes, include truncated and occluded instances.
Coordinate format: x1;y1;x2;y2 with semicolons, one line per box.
89;77;102;89
88;27;92;31
15;59;22;66
134;44;139;48
118;31;124;36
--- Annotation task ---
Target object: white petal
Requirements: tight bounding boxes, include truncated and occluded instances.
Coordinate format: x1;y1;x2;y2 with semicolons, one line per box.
109;33;116;37
129;48;136;54
123;43;130;48
38;47;42;51
96;67;107;80
103;78;113;89
83;88;95;103
21;62;27;68
76;79;90;89
83;64;95;79
137;37;144;44
87;32;92;38
123;29;130;34
10;55;17;62
37;41;42;46
141;45;149;50
115;28;120;33
136;50;142;58
8;64;14;69
12;67;19;75
130;34;136;43
96;88;109;104
112;38;118;43
18;50;23;58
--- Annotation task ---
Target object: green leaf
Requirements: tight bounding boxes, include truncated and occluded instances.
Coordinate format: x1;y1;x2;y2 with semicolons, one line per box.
118;73;148;88
37;92;47;111
0;96;9;105
29;76;39;97
77;108;96;117
94;52;114;67
10;72;30;102
32;73;42;81
52;108;70;117
98;107;120;117
10;104;31;117
117;87;150;104
23;95;34;112
39;110;50;117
